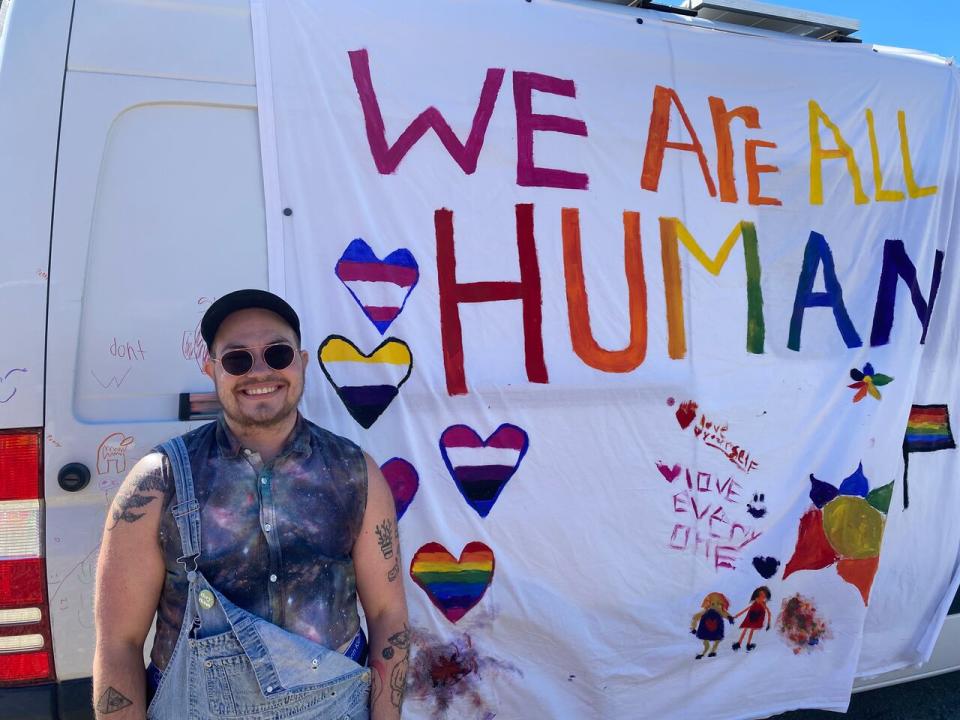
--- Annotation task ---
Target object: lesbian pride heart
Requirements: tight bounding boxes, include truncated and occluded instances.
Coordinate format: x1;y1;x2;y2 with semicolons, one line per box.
318;336;412;429
410;541;494;623
439;424;529;518
380;457;419;520
335;239;419;334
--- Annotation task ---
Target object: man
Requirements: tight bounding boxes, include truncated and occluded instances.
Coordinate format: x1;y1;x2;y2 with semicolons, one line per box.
94;289;408;720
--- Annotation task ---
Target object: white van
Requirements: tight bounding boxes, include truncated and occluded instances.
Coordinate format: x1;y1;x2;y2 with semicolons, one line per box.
0;1;957;717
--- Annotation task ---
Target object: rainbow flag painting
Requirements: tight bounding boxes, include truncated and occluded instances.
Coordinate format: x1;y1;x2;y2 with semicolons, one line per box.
335;238;419;334
904;405;956;452
902;404;955;508
410;541;495;623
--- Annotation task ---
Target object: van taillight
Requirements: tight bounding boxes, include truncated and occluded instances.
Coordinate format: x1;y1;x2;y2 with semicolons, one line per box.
0;430;55;685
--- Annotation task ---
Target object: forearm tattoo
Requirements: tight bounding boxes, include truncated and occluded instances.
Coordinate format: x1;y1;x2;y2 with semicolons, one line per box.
375;518;401;582
382;624;409;711
108;466;166;529
96;687;132;714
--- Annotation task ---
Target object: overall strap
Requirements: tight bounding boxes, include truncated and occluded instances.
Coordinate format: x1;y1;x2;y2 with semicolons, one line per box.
159;437;201;576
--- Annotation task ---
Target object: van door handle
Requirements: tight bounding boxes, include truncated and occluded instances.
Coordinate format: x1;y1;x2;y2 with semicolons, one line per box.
58;463;91;492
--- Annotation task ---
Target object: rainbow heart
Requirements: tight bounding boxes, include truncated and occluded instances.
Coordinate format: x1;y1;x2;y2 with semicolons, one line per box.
439;424;528;518
335;239;419;334
318;336;412;429
380;457;419;520
410;541;495;623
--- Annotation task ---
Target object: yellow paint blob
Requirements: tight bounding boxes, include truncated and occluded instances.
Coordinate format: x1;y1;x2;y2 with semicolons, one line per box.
822;496;885;559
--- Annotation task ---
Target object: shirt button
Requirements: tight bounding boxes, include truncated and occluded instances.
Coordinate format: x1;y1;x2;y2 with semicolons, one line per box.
266;685;273;693
270;574;278;582
244;448;252;455
260;477;268;485
264;523;272;532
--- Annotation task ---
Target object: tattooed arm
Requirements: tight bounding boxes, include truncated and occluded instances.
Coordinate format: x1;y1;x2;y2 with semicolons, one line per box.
93;453;169;719
354;453;410;720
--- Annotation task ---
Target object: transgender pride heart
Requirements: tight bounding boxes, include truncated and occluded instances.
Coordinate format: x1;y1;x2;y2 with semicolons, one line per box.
335;238;419;334
439;424;529;518
380;457;419;520
410;541;495;623
318;336;412;429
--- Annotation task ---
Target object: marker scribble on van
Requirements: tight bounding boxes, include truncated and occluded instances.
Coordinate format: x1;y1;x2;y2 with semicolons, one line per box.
182;296;214;372
110;337;146;361
97;433;135;475
0;368;27;403
91;368;131;390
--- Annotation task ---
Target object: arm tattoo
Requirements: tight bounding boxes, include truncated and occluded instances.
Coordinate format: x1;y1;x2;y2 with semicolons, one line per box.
390;653;408;710
375;519;394;559
376;518;401;581
380;624;409;711
108;466;167;530
370;662;384;706
96;687;132;714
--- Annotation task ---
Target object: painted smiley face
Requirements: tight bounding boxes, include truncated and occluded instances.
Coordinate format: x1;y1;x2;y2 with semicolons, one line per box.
747;492;767;519
0;368;28;404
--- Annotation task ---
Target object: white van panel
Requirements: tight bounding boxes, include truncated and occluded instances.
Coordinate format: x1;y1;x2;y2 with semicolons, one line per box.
46;70;265;680
0;0;73;430
69;0;255;86
74;102;267;422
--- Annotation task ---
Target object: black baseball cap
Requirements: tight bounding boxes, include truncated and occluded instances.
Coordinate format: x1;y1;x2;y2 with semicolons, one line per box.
201;289;302;350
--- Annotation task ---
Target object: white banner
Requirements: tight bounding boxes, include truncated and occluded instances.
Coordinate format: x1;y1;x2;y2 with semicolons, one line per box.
251;1;960;717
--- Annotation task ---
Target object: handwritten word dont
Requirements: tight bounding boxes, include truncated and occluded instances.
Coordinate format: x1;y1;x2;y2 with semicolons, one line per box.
110;338;145;361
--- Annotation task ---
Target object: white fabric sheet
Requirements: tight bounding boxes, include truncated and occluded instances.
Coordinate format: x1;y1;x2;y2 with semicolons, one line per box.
251;1;960;716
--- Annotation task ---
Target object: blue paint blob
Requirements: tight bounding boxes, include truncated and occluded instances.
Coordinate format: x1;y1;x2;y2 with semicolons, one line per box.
838;462;870;497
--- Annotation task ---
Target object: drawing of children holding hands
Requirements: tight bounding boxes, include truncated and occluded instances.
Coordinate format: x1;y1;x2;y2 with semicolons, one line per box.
690;592;735;659
732;586;772;652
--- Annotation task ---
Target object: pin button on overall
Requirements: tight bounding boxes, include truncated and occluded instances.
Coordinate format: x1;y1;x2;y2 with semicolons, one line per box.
198;589;215;609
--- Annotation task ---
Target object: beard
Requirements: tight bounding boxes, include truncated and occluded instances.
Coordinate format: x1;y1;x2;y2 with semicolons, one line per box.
217;375;303;431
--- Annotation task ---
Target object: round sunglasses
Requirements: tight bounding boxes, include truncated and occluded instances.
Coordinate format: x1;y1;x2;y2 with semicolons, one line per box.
212;342;297;376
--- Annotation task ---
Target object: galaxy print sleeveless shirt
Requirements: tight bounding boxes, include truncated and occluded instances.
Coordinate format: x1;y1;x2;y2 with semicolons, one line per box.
149;415;367;671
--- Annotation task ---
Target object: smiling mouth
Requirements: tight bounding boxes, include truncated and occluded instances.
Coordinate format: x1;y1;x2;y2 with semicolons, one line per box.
240;385;282;397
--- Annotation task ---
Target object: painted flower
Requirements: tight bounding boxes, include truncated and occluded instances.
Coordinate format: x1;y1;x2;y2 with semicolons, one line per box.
848;363;893;402
783;463;893;605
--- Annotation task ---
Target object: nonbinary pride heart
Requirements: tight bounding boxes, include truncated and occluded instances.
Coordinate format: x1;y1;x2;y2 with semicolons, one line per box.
439;423;529;518
335;238;419;334
410;541;495;623
380;457;418;520
318;336;412;429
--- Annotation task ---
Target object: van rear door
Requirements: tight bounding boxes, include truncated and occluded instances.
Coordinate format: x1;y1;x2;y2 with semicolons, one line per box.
43;0;267;698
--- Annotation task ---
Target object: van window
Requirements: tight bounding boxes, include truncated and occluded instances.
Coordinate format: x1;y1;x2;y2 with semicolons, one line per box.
73;103;267;422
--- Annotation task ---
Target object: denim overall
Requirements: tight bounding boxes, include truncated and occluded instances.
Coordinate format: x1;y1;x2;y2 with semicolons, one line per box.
147;437;371;720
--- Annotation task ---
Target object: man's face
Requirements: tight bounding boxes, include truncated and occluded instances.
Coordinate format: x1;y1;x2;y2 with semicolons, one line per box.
203;308;308;431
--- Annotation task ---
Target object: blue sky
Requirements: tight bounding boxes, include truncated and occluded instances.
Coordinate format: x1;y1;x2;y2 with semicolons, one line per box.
741;1;959;60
